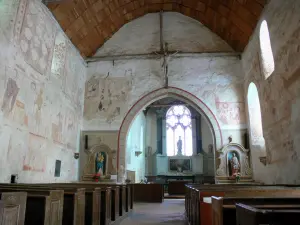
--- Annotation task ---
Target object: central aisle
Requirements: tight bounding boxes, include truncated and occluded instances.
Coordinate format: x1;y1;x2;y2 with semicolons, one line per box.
120;199;187;225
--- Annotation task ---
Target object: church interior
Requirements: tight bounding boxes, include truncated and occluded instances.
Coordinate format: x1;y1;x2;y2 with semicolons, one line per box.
0;0;300;224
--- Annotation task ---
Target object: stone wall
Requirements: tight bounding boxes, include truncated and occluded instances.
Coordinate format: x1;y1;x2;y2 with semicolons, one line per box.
242;0;300;184
0;0;86;182
84;12;247;172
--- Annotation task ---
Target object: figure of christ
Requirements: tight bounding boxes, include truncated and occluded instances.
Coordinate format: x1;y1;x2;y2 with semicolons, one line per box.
177;136;183;155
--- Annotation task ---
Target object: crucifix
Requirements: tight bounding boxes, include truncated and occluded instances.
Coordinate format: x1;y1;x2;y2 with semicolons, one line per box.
158;11;178;88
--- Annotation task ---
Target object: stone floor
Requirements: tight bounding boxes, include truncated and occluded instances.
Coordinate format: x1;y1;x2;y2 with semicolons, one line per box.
119;199;187;225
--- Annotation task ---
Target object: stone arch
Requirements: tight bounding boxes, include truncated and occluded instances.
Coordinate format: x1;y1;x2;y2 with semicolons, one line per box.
117;87;223;170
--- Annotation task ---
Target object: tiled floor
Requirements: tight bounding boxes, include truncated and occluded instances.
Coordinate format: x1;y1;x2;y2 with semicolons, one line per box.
120;199;187;225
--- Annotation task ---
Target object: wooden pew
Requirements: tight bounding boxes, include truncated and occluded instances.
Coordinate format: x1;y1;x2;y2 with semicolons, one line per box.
185;184;300;225
236;203;300;225
212;195;300;225
133;184;164;203
51;183;121;224
34;182;123;225
0;187;64;225
168;180;189;195
185;184;294;223
0;192;27;225
0;182;131;225
0;184;86;225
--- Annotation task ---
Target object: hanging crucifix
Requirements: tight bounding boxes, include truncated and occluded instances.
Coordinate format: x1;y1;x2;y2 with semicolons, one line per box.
161;42;178;88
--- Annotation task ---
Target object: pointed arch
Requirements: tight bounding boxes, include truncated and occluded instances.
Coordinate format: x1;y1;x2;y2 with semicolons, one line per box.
117;86;223;170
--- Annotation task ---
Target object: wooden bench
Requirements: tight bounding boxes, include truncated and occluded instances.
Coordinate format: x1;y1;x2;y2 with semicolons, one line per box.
185;184;300;225
0;187;64;225
0;192;27;225
0;184;86;225
0;184;100;225
38;182;126;224
212;195;300;225
236;203;300;225
168;180;189;195
133;184;164;203
46;182;121;224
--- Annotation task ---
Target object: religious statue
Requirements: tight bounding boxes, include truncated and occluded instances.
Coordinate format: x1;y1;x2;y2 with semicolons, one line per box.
228;135;233;143
230;152;240;176
95;152;106;176
177;136;182;155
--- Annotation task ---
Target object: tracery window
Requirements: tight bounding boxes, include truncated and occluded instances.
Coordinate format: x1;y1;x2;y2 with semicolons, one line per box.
166;105;193;156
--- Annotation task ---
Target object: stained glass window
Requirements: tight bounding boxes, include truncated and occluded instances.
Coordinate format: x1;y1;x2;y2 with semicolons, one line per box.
166;105;193;156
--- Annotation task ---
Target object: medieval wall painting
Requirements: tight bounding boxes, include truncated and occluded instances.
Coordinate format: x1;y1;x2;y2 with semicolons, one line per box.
23;133;47;172
0;0;85;182
215;98;246;125
0;0;20;53
51;31;67;79
1;77;20;117
84;76;132;123
19;0;55;75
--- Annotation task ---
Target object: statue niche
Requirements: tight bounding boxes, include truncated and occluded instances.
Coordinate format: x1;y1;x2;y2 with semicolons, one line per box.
227;151;240;176
82;144;116;181
216;143;253;182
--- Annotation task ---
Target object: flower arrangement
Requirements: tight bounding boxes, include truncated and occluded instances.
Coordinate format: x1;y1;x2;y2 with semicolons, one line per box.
233;172;241;183
93;173;101;182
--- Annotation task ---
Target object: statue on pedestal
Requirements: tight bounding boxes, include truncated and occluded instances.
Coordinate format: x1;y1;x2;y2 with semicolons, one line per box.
177;136;182;156
230;152;240;176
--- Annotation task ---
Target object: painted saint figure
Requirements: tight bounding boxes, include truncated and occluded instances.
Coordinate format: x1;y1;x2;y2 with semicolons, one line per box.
230;153;240;175
177;136;182;155
95;152;106;176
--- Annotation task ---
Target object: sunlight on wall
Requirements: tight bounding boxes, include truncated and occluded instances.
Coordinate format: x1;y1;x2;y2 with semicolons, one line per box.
259;20;275;79
247;83;265;150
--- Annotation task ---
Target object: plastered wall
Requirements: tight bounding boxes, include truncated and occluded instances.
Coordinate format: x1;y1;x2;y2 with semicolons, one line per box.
0;0;86;182
126;113;146;182
242;0;300;184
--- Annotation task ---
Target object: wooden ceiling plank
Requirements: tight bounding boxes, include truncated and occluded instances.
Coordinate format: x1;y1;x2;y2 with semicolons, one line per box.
46;0;267;57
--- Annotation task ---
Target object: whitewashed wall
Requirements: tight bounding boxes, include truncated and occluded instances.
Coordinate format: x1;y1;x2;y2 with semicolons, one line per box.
126;112;146;182
242;0;300;184
0;0;86;182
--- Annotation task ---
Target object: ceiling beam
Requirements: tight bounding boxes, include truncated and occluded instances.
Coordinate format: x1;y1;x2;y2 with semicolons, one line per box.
86;52;241;63
42;0;72;4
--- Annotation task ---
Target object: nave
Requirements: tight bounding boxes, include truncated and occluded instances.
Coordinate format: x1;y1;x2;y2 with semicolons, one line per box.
120;199;186;225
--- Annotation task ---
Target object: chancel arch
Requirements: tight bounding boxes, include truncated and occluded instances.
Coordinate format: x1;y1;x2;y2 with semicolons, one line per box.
117;87;222;181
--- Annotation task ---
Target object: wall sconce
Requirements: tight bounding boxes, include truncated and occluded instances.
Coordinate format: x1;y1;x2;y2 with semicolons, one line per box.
135;151;142;157
74;153;80;159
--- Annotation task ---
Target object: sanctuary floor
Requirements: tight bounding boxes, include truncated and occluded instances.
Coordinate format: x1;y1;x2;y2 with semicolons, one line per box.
120;199;187;225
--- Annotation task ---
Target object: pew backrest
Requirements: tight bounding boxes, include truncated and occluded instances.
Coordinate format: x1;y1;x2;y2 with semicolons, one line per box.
0;192;27;225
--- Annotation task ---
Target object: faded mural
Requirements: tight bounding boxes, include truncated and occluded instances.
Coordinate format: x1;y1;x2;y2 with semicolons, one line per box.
242;0;300;184
0;0;85;182
84;75;132;124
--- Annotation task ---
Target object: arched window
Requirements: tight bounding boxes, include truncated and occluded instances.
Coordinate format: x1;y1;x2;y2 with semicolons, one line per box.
166;105;193;156
259;20;274;79
247;83;264;146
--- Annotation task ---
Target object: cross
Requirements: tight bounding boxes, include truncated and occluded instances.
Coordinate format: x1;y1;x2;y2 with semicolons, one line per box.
161;43;178;88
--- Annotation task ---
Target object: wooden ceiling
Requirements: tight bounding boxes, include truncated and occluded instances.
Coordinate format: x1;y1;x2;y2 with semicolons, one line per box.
47;0;268;58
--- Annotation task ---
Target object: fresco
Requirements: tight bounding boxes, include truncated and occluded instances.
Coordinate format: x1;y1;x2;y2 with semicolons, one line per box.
0;0;85;182
84;76;132;123
19;0;55;75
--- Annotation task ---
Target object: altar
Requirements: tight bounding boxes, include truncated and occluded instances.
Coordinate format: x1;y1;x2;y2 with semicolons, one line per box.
157;175;195;183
